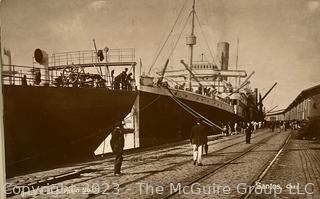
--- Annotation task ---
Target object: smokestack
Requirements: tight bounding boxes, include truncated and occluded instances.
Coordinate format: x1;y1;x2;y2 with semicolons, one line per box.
217;42;229;70
217;42;229;81
34;48;49;86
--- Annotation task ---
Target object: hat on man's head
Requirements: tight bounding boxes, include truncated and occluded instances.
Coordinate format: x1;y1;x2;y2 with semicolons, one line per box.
115;121;123;127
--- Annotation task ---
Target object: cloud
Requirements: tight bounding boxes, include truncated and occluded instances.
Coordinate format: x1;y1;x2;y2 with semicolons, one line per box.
307;1;320;12
88;0;108;12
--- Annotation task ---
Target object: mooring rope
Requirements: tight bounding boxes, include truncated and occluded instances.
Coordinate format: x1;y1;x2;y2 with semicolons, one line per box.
166;87;224;131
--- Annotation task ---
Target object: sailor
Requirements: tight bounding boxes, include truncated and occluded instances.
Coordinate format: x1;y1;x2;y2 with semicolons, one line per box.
190;118;208;166
111;70;115;88
95;75;106;88
245;122;253;144
178;83;186;90
196;85;203;94
121;68;128;89
22;75;28;86
113;73;121;90
126;73;133;90
34;70;41;85
110;121;125;176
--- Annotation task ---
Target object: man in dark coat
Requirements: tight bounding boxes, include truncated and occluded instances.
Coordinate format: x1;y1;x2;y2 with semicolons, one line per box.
245;122;253;144
110;122;125;175
271;122;275;132
190;118;208;166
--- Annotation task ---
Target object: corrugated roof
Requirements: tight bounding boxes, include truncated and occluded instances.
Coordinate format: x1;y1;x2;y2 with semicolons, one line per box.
284;83;320;113
266;109;285;116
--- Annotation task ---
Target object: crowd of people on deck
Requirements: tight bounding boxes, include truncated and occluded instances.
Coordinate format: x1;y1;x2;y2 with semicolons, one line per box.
21;66;134;90
112;68;134;90
174;84;218;98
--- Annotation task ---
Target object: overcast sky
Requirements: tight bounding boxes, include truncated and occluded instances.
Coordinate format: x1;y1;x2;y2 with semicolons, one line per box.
1;0;320;110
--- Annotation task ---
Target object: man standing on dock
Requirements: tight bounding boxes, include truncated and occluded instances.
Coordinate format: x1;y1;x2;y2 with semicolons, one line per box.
245;122;253;144
190;118;208;166
110;121;125;176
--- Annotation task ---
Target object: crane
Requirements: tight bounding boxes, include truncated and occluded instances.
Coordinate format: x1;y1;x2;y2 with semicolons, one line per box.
260;82;277;104
156;59;170;86
258;82;277;121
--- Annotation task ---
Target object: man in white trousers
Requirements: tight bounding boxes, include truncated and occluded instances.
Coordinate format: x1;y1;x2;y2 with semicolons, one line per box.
190;118;208;166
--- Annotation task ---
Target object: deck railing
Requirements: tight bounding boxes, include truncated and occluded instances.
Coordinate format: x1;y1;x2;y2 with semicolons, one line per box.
33;48;135;67
2;48;136;90
2;64;136;91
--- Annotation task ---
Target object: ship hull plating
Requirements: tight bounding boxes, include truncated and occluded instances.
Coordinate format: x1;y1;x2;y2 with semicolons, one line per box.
139;88;242;147
3;85;137;177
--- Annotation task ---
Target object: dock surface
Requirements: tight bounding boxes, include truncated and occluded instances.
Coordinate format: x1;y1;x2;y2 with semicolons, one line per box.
6;129;320;199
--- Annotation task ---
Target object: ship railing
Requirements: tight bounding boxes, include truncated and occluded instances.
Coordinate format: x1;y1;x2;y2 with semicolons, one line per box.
1;64;136;91
169;84;232;106
169;84;231;106
161;78;233;105
32;48;135;67
140;76;231;105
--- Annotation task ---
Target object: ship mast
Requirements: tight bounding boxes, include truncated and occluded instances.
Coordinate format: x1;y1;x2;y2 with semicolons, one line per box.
186;0;196;90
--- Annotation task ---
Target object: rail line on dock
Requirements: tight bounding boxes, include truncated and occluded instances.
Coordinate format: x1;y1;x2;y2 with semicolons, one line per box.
6;130;268;198
85;131;274;198
153;131;290;199
240;132;291;199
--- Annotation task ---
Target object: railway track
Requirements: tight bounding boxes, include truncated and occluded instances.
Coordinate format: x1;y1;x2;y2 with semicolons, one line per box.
85;131;275;199
6;130;268;198
6;134;225;196
152;132;285;199
240;132;291;199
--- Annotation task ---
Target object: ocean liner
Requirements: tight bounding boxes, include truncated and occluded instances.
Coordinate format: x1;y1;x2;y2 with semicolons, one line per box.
1;46;137;177
137;0;258;146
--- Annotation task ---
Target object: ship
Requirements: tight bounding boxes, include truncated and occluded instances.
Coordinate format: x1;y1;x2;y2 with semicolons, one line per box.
137;0;259;147
1;45;138;177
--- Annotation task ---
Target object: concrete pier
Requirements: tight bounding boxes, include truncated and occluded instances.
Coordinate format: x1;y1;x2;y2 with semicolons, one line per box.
5;128;320;198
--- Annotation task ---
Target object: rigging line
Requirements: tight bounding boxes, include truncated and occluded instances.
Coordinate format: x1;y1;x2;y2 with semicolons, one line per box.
168;12;192;59
169;92;211;126
170;90;223;131
165;3;189;59
195;12;216;65
162;76;182;86
147;0;189;75
140;95;161;112
164;30;178;63
124;95;162;120
166;0;191;58
166;87;224;131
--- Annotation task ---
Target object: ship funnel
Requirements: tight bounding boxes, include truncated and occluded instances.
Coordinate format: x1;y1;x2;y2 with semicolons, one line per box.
34;48;49;85
217;42;229;71
217;42;229;81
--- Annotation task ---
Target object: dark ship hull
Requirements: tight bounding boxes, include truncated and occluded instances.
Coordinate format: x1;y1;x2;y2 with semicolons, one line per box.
3;85;137;177
138;85;246;147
